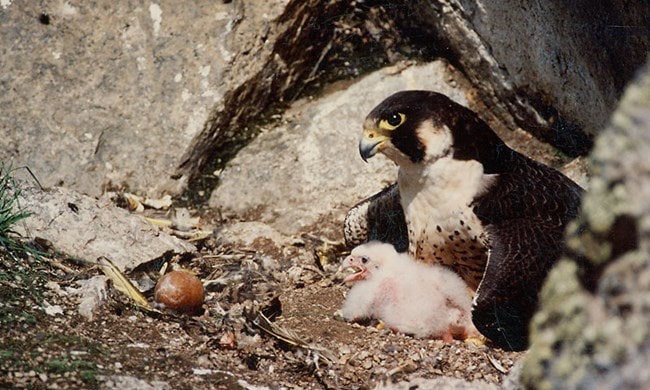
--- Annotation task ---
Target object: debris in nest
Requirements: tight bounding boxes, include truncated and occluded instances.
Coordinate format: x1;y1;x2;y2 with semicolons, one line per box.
142;194;173;210
106;193;212;241
301;234;348;271
392;360;420;376
253;312;337;365
71;275;109;320
172;229;213;242
145;208;214;242
110;192;173;212
122;193;144;213
42;301;64;316
260;296;282;321
97;256;152;312
145;216;172;228
172;207;200;231
219;331;237;349
486;353;509;374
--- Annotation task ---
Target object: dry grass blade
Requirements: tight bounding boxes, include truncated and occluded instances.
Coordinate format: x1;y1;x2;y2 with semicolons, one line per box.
97;256;152;311
486;352;509;374
254;312;337;364
144;216;173;228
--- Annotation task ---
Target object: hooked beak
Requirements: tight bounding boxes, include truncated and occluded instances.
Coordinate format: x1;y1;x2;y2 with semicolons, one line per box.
359;123;389;162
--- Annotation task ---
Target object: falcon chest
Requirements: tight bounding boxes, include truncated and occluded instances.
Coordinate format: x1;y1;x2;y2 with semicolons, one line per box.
397;156;489;290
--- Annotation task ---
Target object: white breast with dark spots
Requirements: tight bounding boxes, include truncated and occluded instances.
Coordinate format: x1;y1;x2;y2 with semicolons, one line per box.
398;156;491;289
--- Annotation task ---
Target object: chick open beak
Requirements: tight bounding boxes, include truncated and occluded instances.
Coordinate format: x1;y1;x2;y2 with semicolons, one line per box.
342;255;368;284
343;265;367;284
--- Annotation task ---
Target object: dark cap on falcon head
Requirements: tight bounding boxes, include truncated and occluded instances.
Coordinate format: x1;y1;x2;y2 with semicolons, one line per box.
359;90;511;173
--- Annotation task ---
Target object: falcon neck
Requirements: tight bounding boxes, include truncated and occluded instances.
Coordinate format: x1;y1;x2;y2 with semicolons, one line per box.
397;155;486;212
449;119;516;174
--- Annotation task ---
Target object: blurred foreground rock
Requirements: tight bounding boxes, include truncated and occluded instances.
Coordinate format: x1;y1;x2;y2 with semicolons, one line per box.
13;182;195;271
522;61;650;388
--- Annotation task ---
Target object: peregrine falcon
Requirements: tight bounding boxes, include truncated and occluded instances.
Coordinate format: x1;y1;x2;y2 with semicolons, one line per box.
344;90;584;350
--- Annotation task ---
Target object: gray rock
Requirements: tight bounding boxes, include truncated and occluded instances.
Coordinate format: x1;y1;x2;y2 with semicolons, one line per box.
13;182;195;271
209;61;468;236
407;1;650;155
175;0;355;188
0;0;285;197
375;376;497;390
214;221;293;251
99;375;171;390
71;275;109;321
521;60;650;388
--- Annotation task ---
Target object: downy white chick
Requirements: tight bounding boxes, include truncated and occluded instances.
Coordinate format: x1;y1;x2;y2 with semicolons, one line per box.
341;241;479;341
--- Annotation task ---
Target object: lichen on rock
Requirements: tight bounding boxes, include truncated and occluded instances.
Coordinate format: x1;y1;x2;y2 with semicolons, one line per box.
522;60;650;388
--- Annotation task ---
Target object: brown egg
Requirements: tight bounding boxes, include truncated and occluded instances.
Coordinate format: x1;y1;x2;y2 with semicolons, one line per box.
154;270;204;314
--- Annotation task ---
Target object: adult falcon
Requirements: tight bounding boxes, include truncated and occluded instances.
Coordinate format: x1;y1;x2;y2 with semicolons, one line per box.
344;90;584;350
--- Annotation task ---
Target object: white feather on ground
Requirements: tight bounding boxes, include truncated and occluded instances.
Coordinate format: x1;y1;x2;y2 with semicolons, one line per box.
340;241;479;341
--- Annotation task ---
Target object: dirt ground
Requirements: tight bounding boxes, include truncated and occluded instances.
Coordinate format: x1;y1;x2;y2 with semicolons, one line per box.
0;207;526;390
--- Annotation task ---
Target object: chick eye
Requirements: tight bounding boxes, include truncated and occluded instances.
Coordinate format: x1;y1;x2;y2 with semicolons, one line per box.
379;112;406;130
361;256;369;264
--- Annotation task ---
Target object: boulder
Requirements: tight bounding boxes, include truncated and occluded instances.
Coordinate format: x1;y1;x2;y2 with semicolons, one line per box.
12;182;195;271
405;1;650;155
521;60;650;389
209;61;468;236
0;0;308;197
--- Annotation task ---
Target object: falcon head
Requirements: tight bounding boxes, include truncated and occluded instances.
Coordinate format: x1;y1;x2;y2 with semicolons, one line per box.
359;90;507;170
341;241;395;284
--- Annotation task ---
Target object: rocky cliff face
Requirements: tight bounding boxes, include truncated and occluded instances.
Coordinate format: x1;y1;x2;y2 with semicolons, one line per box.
2;1;256;196
2;1;647;198
1;0;353;197
406;1;649;156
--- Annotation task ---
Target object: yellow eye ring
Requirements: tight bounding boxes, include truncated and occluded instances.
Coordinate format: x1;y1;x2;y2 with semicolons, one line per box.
379;112;406;130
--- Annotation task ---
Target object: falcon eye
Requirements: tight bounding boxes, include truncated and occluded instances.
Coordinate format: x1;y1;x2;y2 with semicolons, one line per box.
379;112;406;130
361;256;369;264
387;113;401;126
